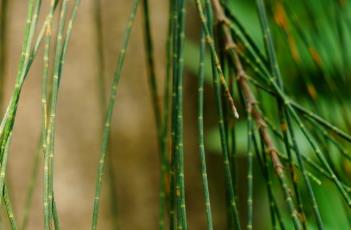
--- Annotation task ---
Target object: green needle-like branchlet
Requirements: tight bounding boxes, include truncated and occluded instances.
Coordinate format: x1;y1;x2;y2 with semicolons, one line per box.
141;1;169;229
247;113;254;230
93;0;120;228
91;1;140;229
0;1;41;225
279;110;307;229
255;0;283;88
194;0;241;228
285;110;324;229
44;0;70;227
169;0;178;227
197;28;213;230
170;0;187;228
252;133;284;230
42;13;52;230
4;186;17;229
158;1;173;228
0;0;41;201
43;1;80;228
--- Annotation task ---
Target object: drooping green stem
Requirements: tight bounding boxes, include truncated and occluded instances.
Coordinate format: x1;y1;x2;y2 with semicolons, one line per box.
171;0;187;228
197;28;213;230
0;0;41;205
42;13;52;230
194;0;241;228
4;186;17;230
246;111;254;230
169;0;178;227
158;1;173;228
252;132;284;230
44;1;70;227
285;110;324;229
255;0;283;88
43;1;80;228
91;1;140;229
141;1;170;229
0;5;43;226
281;109;308;229
92;0;120;228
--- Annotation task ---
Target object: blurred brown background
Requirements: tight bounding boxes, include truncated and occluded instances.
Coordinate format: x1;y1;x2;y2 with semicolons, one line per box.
1;0;228;229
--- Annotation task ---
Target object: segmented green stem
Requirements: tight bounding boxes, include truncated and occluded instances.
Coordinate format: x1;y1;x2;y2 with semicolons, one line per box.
0;127;12;205
237;72;254;230
172;0;187;228
4;186;17;230
0;0;41;132
44;1;70;228
255;0;283;88
91;1;140;229
141;1;169;229
93;0;120;228
43;1;80;228
278;108;307;229
197;28;213;230
157;0;173;228
0;133;14;229
169;0;178;227
194;0;241;228
229;76;238;208
158;1;173;228
252;133;283;230
285;110;324;229
42;15;52;230
0;2;42;221
247;113;253;230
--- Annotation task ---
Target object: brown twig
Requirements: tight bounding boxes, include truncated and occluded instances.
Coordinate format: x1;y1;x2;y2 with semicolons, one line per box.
210;0;302;228
211;0;285;182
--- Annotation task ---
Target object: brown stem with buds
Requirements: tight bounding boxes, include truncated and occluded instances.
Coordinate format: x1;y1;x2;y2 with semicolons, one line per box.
210;0;302;228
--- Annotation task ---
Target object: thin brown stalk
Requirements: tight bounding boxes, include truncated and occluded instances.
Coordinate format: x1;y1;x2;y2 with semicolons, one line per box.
211;0;302;228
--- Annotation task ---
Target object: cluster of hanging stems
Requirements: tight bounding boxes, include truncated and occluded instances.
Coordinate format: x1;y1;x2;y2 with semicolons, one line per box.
0;0;351;229
143;0;351;229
